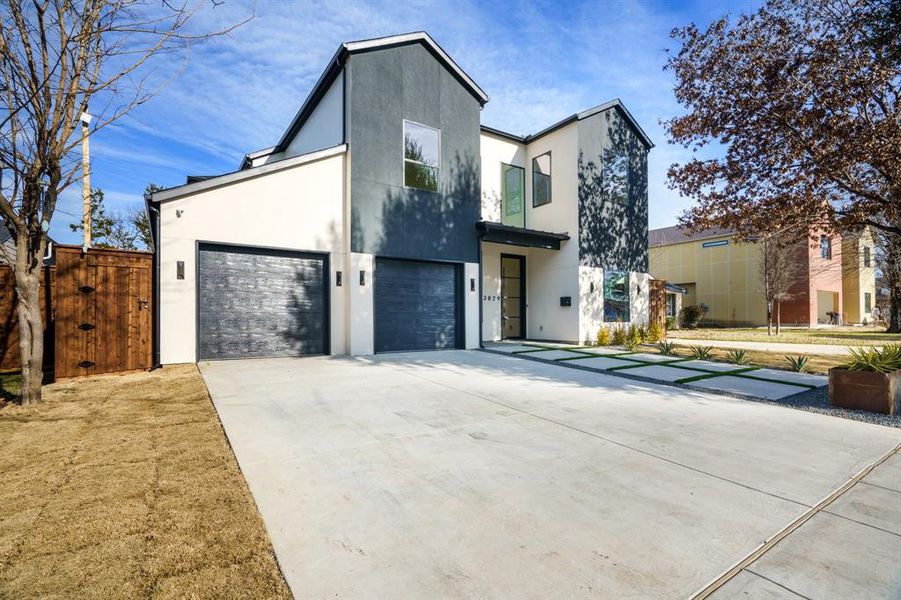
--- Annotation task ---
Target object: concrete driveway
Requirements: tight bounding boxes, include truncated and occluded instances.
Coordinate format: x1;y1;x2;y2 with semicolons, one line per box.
200;350;901;599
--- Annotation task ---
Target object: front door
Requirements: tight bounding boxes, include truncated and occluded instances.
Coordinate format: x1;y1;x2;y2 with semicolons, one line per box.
501;255;526;339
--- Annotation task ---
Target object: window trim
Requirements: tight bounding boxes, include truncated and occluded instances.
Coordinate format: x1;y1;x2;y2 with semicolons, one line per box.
501;162;526;225
531;151;552;208
402;119;441;193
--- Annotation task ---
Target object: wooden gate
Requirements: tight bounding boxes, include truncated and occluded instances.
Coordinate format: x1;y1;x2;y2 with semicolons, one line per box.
54;246;152;378
649;278;667;328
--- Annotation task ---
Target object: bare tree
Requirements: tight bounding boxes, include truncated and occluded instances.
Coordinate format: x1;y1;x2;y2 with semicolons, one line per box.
759;231;804;335
0;0;248;404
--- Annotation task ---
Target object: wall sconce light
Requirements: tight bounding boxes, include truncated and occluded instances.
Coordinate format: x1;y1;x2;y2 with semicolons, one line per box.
636;284;642;295
176;209;184;218
590;282;594;294
336;271;342;287
176;261;185;280
470;278;476;292
359;270;366;286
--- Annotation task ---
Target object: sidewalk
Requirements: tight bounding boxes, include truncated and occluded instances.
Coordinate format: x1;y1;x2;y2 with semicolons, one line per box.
667;338;860;356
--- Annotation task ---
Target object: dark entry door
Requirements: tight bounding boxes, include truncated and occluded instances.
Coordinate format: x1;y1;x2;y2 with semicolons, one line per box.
501;255;525;339
197;243;328;360
374;258;460;352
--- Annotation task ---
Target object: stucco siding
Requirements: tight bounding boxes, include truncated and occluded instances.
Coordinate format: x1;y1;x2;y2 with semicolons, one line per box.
158;152;347;364
479;132;527;222
348;44;481;263
285;71;345;159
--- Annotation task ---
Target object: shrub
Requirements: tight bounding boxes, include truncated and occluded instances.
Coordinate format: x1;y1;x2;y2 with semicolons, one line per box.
688;345;713;360
665;316;678;330
647;322;664;343
624;336;640;351
785;355;811;373
656;341;677;356
611;324;627;346
725;349;750;365
679;305;704;329
627;324;642;347
843;345;901;373
596;327;611;346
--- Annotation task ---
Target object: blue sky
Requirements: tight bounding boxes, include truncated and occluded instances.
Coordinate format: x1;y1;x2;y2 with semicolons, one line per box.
54;0;760;245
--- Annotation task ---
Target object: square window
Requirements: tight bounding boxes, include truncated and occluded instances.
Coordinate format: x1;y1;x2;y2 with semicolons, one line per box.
404;120;440;192
532;152;551;207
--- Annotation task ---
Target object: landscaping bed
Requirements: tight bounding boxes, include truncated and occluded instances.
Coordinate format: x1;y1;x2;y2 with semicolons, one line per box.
0;365;290;598
669;326;901;346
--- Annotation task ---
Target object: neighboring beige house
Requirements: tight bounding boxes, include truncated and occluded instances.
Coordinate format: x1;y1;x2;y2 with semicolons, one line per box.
842;228;878;324
649;225;874;327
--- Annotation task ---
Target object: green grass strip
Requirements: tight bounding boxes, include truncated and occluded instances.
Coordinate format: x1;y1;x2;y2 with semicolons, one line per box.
555;351;637;361
511;347;557;353
675;367;760;384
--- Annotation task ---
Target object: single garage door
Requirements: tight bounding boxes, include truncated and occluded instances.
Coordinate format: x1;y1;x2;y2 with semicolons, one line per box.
197;243;328;360
374;258;461;352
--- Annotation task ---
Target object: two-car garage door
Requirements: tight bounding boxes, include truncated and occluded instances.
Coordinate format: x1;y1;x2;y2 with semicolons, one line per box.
197;243;328;360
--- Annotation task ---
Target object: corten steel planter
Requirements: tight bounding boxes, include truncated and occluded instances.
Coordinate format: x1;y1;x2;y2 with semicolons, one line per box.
829;367;901;415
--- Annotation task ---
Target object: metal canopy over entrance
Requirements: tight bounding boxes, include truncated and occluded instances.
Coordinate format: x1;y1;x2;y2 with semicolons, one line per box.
476;221;570;250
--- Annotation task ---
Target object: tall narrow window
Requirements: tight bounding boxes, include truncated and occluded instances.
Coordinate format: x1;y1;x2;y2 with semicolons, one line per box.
501;163;525;228
532;152;551;207
865;292;872;313
602;148;629;204
403;120;440;192
820;236;832;259
864;246;871;267
603;270;630;322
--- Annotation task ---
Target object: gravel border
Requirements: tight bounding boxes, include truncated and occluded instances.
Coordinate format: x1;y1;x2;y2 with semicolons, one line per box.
482;348;900;429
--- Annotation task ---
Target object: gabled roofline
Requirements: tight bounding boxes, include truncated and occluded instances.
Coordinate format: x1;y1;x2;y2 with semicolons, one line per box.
240;146;277;170
150;144;347;203
481;99;655;149
272;32;489;156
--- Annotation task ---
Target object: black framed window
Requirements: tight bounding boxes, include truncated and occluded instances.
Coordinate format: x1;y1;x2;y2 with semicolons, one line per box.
501;163;525;228
602;148;630;204
820;236;832;259
404;120;440;192
864;246;871;267
603;270;630;322
532;152;551;207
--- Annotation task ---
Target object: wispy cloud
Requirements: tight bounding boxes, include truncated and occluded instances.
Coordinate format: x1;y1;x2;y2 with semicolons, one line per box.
54;0;760;244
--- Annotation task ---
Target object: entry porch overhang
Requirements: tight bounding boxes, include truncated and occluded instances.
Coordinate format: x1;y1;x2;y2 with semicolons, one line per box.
476;221;570;250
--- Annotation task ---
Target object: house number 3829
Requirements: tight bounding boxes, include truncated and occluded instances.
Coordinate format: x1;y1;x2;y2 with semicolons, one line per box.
483;295;500;301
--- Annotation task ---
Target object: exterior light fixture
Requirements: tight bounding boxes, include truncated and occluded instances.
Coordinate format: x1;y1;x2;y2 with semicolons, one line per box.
470;278;475;292
79;112;93;127
336;271;342;286
359;270;366;286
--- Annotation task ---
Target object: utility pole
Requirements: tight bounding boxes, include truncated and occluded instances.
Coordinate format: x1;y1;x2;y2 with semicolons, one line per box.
80;111;93;249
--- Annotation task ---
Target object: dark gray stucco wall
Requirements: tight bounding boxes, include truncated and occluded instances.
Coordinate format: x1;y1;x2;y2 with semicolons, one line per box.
348;43;481;263
577;108;649;272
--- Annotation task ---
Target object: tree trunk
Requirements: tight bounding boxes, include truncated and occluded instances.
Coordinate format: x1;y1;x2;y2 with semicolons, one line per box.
888;291;901;334
15;253;45;405
776;301;782;335
767;300;773;335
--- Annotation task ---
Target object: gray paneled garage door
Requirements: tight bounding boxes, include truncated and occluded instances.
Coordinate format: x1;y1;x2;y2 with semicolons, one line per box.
197;244;327;360
374;258;460;352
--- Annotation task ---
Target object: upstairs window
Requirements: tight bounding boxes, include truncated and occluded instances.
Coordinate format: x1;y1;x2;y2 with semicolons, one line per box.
501;163;525;228
603;270;630;322
865;292;872;313
864;246;871;267
820;236;832;259
532;152;552;207
602;149;629;204
403;120;440;192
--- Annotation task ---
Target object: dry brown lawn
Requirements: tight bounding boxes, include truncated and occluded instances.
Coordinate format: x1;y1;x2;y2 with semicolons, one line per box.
0;365;291;599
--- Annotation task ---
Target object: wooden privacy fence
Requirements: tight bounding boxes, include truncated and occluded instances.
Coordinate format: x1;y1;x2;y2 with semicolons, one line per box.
0;245;152;378
649;279;667;329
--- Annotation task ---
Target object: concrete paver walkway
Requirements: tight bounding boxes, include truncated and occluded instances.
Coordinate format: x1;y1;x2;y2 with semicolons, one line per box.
486;343;827;400
202;351;900;598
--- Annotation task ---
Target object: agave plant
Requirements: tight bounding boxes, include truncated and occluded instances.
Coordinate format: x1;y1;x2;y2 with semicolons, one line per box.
656;341;677;356
725;349;750;365
844;345;901;373
688;345;713;361
785;355;811;373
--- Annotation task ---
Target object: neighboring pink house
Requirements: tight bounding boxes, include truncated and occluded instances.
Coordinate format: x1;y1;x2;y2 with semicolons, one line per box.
780;232;844;326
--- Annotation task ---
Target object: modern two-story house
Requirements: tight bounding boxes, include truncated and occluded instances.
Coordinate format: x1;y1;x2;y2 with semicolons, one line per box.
147;32;652;364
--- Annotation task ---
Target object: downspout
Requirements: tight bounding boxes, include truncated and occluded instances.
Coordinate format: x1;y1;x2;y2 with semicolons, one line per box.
145;193;162;370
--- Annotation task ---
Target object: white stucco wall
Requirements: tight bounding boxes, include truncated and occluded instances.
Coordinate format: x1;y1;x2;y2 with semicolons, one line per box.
285;71;345;159
479;132;526;222
157;150;347;364
464;262;480;349
348;252;374;355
